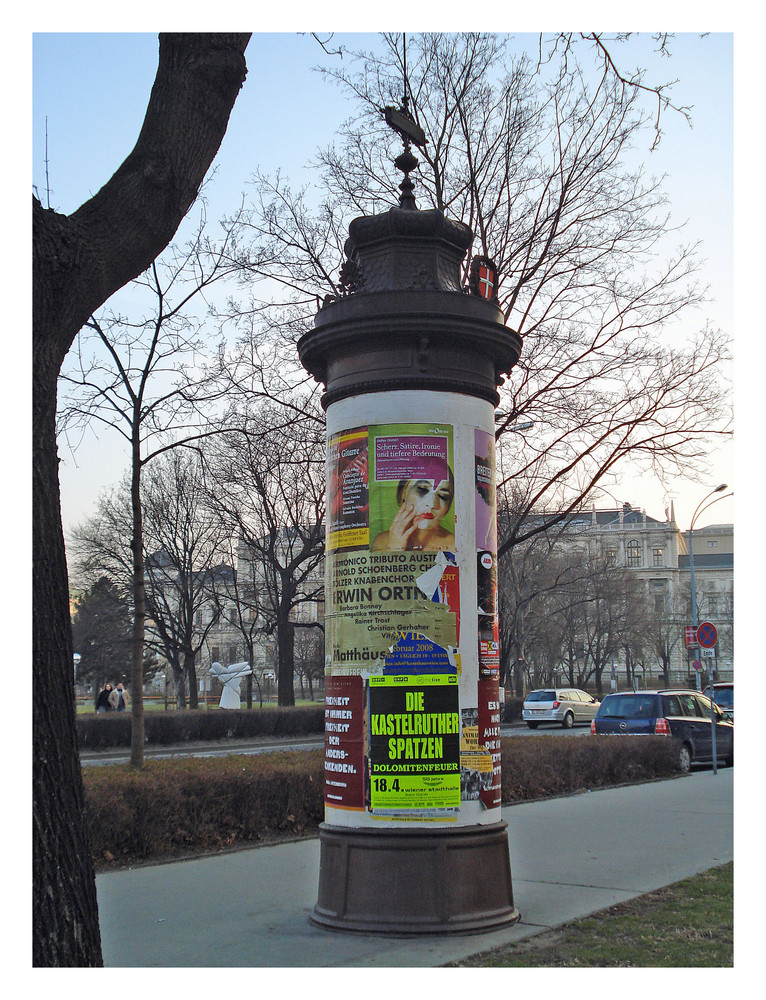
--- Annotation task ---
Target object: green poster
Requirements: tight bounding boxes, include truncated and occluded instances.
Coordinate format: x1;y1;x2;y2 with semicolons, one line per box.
368;674;461;812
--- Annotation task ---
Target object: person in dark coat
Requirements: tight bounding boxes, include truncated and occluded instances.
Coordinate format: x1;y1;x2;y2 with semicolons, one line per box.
96;684;113;713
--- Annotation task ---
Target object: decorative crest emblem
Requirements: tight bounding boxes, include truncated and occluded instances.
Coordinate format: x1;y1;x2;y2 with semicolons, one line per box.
469;256;499;301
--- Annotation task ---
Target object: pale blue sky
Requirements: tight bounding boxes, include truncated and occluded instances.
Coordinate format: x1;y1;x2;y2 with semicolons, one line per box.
32;31;735;534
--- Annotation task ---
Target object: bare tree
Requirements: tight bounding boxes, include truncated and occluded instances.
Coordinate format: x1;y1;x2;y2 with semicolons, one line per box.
141;450;233;708
33;33;250;964
294;627;325;702
496;488;596;695
203;535;259;707
58;210;251;762
203;401;326;706
227;33;730;560
70;452;232;709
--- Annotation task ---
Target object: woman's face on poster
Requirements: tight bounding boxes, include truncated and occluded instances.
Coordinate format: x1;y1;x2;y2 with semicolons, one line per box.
401;478;453;528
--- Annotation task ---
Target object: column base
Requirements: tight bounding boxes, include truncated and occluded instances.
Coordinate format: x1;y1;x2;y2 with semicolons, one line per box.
311;821;519;935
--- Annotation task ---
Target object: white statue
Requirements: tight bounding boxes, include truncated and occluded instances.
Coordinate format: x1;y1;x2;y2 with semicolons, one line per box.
209;661;252;710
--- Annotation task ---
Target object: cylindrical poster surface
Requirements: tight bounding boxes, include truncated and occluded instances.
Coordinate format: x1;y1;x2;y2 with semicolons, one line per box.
322;390;502;829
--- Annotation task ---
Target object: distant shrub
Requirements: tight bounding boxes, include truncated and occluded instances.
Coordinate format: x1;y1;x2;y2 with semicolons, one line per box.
83;733;680;869
500;735;679;802
76;705;325;750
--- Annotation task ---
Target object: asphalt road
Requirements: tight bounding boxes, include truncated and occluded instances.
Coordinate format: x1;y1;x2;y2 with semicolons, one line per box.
79;720;591;766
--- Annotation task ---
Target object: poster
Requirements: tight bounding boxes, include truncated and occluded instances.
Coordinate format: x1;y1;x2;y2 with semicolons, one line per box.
368;674;461;814
369;424;455;553
477;678;503;809
474;429;496;552
327;427;369;552
326;422;460;680
322;420;502;824
475;429;500;678
323;675;365;810
327;550;460;675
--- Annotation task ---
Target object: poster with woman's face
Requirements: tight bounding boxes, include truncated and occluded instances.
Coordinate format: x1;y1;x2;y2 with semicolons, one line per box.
368;424;455;553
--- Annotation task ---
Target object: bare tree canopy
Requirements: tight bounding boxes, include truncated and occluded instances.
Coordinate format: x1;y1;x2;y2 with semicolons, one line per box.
203;400;326;706
33;32;250;967
227;32;730;554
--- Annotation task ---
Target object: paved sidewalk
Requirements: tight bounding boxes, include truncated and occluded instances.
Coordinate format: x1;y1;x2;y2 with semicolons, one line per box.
97;768;733;967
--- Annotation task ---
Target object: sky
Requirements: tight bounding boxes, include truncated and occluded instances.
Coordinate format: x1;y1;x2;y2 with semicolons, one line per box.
30;27;739;539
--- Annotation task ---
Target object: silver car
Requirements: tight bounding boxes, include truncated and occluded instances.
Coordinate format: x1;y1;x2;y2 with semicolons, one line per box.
522;688;601;729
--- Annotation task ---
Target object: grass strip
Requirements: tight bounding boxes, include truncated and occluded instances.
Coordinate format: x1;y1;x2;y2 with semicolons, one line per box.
445;862;733;968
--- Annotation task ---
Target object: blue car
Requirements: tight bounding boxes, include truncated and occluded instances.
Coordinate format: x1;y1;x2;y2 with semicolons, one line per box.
591;689;734;773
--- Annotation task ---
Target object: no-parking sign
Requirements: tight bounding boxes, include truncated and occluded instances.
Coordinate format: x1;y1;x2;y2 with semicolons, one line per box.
697;622;718;649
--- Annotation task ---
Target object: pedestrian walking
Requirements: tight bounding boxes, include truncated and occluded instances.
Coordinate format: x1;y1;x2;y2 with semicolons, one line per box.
108;685;120;711
115;683;129;711
96;684;113;713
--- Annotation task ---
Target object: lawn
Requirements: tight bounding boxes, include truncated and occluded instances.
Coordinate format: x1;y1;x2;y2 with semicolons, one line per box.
446;862;733;967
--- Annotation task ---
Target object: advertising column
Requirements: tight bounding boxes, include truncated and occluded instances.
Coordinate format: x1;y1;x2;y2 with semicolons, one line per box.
321;402;503;831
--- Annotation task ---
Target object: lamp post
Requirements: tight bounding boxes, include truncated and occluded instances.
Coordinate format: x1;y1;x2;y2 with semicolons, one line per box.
687;483;729;775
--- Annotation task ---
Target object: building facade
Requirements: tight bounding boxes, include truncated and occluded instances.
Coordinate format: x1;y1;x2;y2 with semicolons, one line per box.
570;503;733;687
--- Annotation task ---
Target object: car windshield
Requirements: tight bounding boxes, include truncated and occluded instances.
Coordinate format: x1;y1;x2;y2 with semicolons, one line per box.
712;688;733;708
598;694;657;719
526;691;556;702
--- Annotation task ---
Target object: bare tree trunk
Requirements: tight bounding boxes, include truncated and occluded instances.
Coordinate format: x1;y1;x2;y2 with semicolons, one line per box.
130;436;146;766
32;33;250;963
33;349;103;966
185;650;199;709
278;618;296;707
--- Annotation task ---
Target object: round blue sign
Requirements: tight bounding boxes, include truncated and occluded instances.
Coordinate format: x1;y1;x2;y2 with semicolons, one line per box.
697;622;718;649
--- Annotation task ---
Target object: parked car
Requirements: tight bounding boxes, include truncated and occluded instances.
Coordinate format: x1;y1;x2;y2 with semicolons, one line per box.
704;682;733;721
522;688;601;729
590;689;734;772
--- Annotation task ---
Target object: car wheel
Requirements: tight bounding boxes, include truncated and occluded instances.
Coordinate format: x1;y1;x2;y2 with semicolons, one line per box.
677;745;692;774
526;722;538;730
562;712;574;729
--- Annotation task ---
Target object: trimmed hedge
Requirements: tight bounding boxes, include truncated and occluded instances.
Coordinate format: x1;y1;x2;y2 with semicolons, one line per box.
500;735;679;802
84;750;325;865
77;705;325;750
84;735;681;869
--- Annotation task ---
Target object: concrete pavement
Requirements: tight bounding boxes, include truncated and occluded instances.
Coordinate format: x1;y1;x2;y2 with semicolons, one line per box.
96;767;733;967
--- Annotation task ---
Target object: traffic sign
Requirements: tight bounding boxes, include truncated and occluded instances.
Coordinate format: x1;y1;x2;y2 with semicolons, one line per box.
684;626;697;648
700;648;715;659
691;659;702;672
697;621;718;649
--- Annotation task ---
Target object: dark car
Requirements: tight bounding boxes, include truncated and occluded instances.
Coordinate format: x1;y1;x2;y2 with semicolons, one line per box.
704;683;733;722
590;689;733;773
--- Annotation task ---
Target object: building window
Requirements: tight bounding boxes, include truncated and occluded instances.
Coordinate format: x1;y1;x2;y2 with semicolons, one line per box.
606;549;617;566
211;646;220;662
627;540;642;568
652;548;663;567
707;540;718;548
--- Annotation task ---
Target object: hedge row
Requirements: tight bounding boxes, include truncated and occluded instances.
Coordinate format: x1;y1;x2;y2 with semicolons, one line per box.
78;697;525;750
499;734;679;801
84;735;680;869
77;705;325;749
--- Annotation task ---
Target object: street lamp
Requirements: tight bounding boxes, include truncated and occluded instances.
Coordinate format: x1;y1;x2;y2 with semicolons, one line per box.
687;483;730;776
